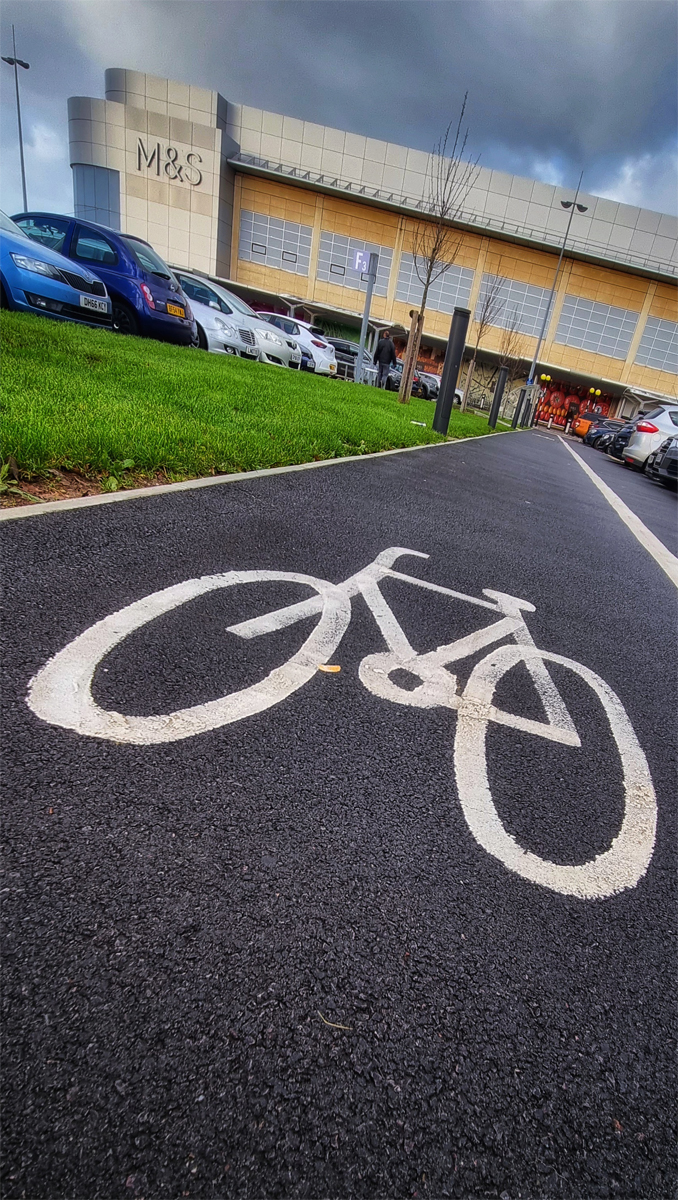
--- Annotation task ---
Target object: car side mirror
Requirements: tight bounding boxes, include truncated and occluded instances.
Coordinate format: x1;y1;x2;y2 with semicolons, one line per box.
209;301;220;309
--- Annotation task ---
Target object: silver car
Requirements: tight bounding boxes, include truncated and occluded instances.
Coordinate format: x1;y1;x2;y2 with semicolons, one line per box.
176;272;256;358
174;271;301;369
623;405;678;469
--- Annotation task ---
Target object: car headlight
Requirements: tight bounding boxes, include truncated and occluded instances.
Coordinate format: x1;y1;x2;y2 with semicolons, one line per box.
213;317;237;337
259;329;284;347
11;253;61;279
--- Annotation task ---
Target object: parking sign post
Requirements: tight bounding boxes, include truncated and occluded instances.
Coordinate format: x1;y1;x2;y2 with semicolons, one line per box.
356;251;378;385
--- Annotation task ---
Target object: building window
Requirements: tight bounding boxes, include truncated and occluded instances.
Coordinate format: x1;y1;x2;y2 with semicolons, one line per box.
72;165;121;230
555;295;639;360
316;232;393;296
396;254;474;315
475;274;551;338
634;316;678;375
238;210;312;276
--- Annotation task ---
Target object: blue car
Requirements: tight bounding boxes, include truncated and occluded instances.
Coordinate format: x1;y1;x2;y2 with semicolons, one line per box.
0;210;111;328
12;212;195;346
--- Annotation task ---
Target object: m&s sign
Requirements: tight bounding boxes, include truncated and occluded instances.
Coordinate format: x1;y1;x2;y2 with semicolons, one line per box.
137;139;203;186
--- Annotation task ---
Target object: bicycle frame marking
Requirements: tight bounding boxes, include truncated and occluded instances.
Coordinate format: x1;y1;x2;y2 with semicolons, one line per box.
26;547;657;900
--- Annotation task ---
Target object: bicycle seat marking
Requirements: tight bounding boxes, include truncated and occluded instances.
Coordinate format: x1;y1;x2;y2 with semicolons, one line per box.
26;547;657;901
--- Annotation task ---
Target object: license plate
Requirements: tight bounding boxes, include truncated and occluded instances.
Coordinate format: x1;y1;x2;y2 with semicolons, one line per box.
166;302;185;318
330;363;336;372
80;295;108;314
291;354;301;363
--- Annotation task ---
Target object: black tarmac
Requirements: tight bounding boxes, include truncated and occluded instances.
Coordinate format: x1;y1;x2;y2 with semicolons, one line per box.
2;431;676;1200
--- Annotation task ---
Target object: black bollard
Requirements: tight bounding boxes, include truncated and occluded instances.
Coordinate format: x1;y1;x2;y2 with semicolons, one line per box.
488;365;508;430
433;307;471;435
512;386;526;429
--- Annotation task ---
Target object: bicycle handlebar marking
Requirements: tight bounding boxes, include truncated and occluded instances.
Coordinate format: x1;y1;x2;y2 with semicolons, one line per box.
26;547;657;900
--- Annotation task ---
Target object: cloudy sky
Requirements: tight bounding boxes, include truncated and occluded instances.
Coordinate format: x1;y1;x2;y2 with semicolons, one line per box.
1;0;676;219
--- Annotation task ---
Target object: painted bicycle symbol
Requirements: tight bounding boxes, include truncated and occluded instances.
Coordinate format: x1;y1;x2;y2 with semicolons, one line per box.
27;547;657;901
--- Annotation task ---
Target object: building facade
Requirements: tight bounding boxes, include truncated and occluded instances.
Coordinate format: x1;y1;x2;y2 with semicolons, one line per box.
69;69;678;415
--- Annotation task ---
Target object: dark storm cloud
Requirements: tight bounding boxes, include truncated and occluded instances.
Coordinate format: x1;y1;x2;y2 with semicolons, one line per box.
1;0;676;215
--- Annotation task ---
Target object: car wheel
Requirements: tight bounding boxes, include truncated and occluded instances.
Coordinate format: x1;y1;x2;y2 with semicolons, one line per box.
419;383;429;400
190;324;208;350
112;302;139;336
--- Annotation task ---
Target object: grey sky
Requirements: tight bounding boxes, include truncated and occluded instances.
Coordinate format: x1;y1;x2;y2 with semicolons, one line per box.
1;0;676;220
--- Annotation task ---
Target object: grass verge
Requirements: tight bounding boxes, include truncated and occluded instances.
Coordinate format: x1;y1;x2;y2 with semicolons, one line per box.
1;310;494;498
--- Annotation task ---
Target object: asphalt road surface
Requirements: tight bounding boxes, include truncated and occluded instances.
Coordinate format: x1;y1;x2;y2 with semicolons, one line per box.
2;431;676;1200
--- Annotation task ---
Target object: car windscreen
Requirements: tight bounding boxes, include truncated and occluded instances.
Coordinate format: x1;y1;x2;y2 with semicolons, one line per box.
0;210;29;237
121;237;173;280
212;287;258;317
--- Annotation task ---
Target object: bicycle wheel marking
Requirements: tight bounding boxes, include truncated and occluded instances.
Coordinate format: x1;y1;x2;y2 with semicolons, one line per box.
454;645;657;900
25;547;658;899
26;571;351;745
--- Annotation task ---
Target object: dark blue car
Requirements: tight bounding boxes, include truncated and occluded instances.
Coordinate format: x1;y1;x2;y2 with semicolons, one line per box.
12;212;195;346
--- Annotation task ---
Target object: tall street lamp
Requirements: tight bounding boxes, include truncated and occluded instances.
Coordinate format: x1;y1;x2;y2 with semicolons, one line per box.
2;25;30;211
515;172;588;426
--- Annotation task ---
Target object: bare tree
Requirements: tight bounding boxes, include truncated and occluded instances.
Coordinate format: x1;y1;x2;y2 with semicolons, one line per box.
398;95;480;404
498;306;528;394
460;274;505;411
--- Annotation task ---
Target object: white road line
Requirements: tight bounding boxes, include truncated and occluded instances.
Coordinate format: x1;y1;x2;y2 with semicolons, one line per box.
558;436;678;590
0;428;517;524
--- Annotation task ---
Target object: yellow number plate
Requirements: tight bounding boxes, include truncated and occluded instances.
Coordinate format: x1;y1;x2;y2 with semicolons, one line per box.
166;303;185;318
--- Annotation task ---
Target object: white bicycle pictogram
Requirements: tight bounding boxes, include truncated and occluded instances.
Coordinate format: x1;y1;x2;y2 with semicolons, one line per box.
27;547;657;901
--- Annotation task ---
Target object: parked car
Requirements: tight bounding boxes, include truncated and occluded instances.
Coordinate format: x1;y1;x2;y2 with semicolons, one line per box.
175;275;301;368
385;360;431;398
256;313;336;376
173;271;260;359
606;421;637;461
0;209;111;328
622;405;678;469
12;212;195;345
324;336;377;383
416;369;441;398
583;418;627;447
645;436;678;488
571;411;603;438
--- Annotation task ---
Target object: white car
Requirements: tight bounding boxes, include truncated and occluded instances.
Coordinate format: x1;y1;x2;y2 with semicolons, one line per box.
256;312;337;376
622;404;678;469
175;271;301;369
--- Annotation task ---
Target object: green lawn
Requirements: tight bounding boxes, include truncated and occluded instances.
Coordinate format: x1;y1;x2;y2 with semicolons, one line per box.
1;310;494;482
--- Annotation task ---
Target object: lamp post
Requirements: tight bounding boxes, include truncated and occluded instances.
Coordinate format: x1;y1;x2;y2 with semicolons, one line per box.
2;25;30;212
516;172;588;426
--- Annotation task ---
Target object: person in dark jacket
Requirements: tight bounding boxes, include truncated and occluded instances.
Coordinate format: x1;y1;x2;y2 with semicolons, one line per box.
373;330;397;387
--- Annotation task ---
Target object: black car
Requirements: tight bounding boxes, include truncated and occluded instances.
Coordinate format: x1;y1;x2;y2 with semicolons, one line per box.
385;360;431;398
583;418;627;447
645;437;678;488
607;421;637;460
324;337;375;382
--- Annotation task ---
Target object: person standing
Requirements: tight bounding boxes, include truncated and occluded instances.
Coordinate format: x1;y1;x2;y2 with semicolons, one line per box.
373;329;397;388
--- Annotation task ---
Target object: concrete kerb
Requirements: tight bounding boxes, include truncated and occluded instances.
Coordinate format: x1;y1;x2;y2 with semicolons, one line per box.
0;429;518;523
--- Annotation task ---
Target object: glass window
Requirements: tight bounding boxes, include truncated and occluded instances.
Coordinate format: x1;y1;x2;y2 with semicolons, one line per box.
15;216;70;253
397;254;474;316
121;236;172;279
669;412;678;427
635;317;678;375
238;209;312;276
555;296;638;359
73;227;118;266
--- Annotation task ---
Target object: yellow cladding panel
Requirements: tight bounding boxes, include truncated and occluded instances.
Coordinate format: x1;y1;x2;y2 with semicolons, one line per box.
625;362;678;396
400;224;483;270
649;283;678;322
565;260;647;311
240;177;316;225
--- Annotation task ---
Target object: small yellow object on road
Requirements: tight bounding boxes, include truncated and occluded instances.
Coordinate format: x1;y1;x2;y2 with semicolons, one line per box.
317;664;341;673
